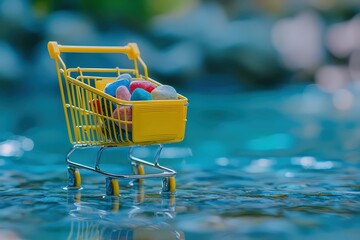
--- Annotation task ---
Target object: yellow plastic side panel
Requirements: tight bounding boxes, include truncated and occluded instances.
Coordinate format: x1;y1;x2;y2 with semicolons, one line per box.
132;102;186;143
95;78;115;91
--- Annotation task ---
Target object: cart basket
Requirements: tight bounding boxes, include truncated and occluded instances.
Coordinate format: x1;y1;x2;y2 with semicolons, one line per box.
48;42;188;147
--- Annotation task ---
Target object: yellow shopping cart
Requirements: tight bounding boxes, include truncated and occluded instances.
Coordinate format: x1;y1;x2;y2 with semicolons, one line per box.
48;41;188;195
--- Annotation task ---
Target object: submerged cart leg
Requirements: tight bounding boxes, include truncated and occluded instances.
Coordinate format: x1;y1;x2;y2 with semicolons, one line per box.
135;183;145;204
67;166;82;189
162;177;176;193
67;190;81;204
105;177;120;196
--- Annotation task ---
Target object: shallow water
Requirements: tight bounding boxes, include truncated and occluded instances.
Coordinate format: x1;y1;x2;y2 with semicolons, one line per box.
1;85;360;240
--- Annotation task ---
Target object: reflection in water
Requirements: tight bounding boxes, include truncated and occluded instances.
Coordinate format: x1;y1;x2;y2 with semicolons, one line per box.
66;185;183;240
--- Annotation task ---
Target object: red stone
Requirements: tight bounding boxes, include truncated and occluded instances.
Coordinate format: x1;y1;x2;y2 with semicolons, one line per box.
88;99;102;114
130;80;156;93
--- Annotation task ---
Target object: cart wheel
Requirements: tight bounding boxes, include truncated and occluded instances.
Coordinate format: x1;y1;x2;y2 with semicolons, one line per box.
106;177;120;196
137;164;145;175
132;164;145;183
67;167;81;189
162;177;176;193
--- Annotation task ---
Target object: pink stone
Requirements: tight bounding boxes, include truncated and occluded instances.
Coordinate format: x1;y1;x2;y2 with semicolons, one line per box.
130;80;156;93
115;86;131;101
112;106;132;132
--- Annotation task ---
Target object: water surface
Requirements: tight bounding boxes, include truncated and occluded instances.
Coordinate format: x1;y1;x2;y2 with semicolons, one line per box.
1;85;360;239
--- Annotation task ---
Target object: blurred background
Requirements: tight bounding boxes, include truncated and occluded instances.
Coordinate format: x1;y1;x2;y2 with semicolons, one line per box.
1;0;360;159
1;0;360;90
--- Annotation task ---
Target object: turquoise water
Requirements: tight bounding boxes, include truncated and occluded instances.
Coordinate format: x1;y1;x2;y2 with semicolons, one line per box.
1;85;360;239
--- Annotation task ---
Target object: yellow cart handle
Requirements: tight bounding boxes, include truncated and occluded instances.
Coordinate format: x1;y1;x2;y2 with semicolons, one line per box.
48;41;140;60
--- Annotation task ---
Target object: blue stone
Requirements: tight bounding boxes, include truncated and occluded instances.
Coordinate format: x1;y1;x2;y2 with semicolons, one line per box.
130;88;152;101
104;79;130;97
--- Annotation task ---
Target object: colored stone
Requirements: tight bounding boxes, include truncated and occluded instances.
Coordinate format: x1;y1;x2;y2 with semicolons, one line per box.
130;80;156;93
151;85;178;100
88;99;102;114
104;78;130;97
117;73;132;81
116;86;131;101
130;88;152;101
112;106;132;132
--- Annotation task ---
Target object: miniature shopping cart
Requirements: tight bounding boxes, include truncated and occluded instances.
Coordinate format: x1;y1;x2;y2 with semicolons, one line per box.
47;41;188;196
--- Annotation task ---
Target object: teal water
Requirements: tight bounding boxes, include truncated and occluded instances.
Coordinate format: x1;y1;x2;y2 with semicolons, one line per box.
1;85;360;240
